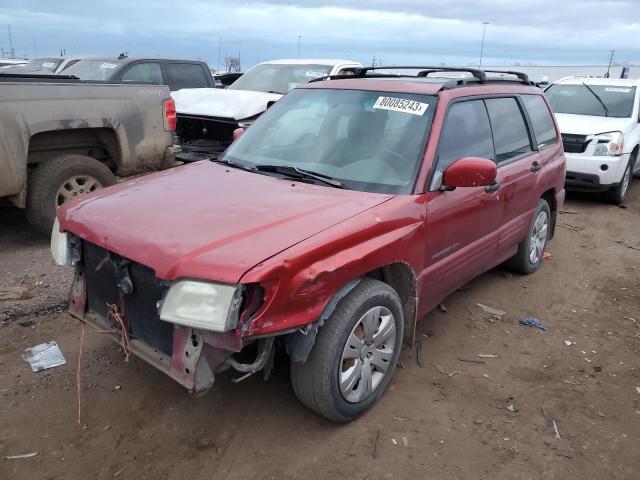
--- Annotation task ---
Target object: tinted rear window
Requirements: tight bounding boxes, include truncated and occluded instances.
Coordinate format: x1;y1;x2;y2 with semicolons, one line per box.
485;98;532;163
521;95;557;149
166;63;208;90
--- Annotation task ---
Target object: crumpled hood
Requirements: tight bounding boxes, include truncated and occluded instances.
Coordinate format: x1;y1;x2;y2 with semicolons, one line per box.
172;88;282;120
555;113;634;136
58;162;391;283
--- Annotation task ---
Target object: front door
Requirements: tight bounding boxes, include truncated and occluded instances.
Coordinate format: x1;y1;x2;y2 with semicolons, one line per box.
420;98;504;314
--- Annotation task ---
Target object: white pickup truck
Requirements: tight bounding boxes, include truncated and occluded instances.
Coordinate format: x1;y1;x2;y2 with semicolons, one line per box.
172;58;361;159
545;77;640;204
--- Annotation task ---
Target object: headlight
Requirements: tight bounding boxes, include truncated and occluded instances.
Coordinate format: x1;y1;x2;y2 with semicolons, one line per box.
159;280;242;332
592;131;624;156
50;218;71;266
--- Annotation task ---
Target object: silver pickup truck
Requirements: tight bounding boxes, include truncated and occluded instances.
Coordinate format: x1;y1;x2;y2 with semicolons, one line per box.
0;74;179;234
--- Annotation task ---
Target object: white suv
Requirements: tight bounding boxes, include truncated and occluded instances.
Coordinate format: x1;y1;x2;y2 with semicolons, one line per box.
545;77;640;204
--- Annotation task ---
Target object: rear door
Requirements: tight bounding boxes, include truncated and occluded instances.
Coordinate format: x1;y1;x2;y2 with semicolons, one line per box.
484;96;541;254
421;98;503;307
165;62;211;91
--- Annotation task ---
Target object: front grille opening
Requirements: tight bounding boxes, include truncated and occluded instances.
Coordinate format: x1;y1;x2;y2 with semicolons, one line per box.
82;241;173;356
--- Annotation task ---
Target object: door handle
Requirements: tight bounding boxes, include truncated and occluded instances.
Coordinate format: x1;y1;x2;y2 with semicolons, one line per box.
484;181;501;193
531;161;542;172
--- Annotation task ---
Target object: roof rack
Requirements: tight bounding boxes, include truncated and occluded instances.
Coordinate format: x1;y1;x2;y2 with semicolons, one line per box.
308;65;534;89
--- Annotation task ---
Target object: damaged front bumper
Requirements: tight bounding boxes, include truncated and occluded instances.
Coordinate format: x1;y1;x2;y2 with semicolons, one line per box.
67;240;272;395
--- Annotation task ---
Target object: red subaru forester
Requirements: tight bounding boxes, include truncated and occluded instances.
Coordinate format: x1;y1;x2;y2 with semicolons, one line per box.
52;67;566;422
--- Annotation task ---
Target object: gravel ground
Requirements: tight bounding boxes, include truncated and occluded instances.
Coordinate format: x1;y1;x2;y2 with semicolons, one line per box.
1;185;639;480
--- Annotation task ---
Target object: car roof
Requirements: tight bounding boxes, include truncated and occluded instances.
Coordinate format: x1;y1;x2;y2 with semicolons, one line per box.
70;56;206;63
554;76;640;87
258;58;359;66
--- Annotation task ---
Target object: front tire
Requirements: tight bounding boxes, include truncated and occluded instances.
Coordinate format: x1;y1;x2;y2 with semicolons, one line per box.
290;278;404;422
604;158;633;205
26;154;116;235
505;199;551;274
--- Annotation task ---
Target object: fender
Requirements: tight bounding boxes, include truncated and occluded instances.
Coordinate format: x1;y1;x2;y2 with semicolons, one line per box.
285;278;362;363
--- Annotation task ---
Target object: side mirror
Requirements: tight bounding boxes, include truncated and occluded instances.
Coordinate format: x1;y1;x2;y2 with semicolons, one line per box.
442;157;497;189
232;127;245;141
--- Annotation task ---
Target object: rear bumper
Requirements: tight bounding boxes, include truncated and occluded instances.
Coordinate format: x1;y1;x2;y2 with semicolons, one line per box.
164;144;182;168
565;153;630;191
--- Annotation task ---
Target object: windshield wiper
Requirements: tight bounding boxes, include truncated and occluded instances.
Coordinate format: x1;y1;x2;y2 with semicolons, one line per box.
265;90;284;95
255;164;344;188
582;83;610;117
211;157;258;173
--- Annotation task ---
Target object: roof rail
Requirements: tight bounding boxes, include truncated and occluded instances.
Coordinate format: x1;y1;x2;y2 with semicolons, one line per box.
308;65;535;89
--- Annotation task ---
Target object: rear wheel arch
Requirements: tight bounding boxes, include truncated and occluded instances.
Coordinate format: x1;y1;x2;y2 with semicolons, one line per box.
27;127;122;171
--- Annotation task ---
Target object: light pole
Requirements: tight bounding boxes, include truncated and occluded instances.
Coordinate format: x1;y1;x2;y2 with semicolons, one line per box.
479;21;489;68
297;35;302;58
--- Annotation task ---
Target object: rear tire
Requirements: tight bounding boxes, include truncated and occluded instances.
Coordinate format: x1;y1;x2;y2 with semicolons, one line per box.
505;199;551;274
26;154;116;236
290;278;404;422
603;157;633;205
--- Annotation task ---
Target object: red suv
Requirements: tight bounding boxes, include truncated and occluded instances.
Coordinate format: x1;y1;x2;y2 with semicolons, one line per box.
52;66;566;422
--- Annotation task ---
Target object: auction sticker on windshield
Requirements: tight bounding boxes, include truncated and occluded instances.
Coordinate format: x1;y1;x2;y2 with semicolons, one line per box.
373;96;429;116
99;63;119;69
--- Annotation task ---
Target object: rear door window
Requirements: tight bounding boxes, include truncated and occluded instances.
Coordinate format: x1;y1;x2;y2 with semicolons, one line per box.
485;98;533;163
121;62;163;84
432;99;494;189
166;63;209;90
521;95;558;149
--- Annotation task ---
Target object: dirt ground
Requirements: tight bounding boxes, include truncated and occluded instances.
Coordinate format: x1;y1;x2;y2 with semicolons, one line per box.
1;185;639;480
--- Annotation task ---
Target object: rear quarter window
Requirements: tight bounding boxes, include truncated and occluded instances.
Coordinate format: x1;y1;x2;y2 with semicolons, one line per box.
521;95;558;149
166;63;209;90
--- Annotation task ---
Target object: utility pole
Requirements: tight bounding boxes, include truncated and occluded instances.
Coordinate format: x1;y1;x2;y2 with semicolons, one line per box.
297;35;301;59
217;36;222;72
479;21;489;68
606;49;615;78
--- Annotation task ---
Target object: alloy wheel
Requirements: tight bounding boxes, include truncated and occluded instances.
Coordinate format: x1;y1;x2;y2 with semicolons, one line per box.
56;175;102;207
339;306;396;403
529;210;549;265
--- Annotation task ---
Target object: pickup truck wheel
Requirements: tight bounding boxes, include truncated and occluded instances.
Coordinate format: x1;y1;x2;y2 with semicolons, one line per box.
505;199;550;275
290;278;404;422
604;157;633;205
26;155;116;235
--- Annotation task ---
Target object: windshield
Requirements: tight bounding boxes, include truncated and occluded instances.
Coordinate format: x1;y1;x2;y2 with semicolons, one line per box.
224;88;435;194
26;58;63;72
546;84;637;118
228;64;333;94
62;59;125;80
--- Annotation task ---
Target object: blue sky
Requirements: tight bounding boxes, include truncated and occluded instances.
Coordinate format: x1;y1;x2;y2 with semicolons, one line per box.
1;0;639;70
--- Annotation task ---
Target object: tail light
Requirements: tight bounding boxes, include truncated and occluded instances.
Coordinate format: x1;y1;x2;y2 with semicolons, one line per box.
163;97;176;132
